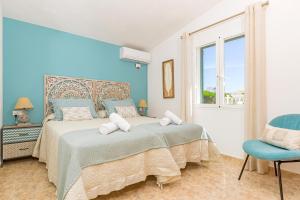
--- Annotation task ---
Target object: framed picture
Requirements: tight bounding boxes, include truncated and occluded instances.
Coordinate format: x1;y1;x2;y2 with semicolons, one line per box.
162;59;175;98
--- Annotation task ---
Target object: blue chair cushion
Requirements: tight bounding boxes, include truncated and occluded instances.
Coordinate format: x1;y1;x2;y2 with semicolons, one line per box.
243;140;300;161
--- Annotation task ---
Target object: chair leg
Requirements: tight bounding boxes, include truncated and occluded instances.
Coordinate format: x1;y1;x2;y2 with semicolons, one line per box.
278;161;284;200
238;154;249;180
274;161;277;176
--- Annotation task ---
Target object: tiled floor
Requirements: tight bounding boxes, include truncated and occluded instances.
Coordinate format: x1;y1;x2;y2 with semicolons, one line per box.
1;156;300;200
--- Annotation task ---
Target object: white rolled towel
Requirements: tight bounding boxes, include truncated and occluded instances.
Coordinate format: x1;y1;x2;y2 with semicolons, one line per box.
99;122;119;135
109;113;131;132
160;117;172;126
164;110;183;125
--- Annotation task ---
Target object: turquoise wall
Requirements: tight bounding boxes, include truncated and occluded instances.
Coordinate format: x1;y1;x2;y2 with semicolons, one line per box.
3;18;147;125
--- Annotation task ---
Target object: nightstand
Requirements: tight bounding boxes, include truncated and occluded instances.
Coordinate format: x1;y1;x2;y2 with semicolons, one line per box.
0;124;42;167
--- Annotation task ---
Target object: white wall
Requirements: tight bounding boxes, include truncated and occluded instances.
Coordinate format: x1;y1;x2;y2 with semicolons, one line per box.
265;0;300;173
148;36;181;117
148;0;300;173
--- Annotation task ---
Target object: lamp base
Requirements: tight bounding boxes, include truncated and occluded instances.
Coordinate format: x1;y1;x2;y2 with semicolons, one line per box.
16;110;31;125
139;108;147;116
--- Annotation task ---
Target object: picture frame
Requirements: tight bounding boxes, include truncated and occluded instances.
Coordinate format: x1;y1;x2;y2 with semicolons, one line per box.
162;59;175;98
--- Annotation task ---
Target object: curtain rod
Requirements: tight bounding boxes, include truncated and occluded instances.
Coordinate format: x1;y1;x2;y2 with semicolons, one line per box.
186;1;269;37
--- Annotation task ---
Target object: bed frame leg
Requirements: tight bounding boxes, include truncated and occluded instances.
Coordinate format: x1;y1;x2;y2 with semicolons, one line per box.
157;183;164;190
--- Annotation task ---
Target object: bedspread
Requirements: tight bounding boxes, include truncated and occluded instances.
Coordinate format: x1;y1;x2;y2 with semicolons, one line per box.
33;117;220;200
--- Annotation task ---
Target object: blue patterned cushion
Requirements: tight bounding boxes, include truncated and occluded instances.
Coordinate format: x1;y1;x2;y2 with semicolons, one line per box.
103;98;137;115
102;98;117;115
49;99;97;120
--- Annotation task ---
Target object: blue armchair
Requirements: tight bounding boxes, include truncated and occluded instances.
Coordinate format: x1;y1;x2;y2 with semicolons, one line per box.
238;114;300;200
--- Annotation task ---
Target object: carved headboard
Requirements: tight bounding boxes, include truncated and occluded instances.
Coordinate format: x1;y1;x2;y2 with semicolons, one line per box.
44;75;130;116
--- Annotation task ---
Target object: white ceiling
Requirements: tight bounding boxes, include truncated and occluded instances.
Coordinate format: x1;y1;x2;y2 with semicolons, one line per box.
2;0;221;50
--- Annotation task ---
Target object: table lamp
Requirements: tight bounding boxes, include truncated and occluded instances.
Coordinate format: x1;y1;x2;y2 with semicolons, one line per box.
14;97;33;126
138;99;147;116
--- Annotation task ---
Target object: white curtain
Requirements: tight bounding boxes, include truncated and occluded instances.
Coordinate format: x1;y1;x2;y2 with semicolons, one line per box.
244;2;268;174
180;33;193;123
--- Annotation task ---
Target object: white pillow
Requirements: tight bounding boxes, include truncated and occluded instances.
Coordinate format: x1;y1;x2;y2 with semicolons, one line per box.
61;107;93;121
115;105;139;118
260;124;300;150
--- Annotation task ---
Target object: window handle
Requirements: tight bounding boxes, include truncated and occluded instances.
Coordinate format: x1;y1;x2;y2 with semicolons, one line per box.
19;148;29;151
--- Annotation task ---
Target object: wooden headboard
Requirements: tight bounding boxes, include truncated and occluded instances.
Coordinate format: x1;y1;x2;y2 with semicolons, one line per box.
44;75;130;116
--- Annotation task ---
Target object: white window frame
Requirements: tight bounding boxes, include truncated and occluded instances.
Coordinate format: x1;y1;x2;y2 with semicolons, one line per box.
195;41;219;108
196;33;245;109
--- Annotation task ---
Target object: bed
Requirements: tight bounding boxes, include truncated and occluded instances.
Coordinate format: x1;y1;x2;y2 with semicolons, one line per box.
33;75;219;200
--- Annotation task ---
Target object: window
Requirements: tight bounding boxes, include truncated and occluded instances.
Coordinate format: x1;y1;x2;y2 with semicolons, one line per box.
224;36;245;105
200;44;216;104
198;35;245;107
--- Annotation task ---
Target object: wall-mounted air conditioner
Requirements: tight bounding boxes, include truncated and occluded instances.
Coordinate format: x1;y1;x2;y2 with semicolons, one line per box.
120;47;151;64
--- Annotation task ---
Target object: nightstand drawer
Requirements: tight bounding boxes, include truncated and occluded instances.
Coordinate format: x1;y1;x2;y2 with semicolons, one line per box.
3;141;36;160
3;127;41;144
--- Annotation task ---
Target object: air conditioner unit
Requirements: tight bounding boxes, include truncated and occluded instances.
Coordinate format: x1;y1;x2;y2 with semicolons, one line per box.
120;47;151;64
